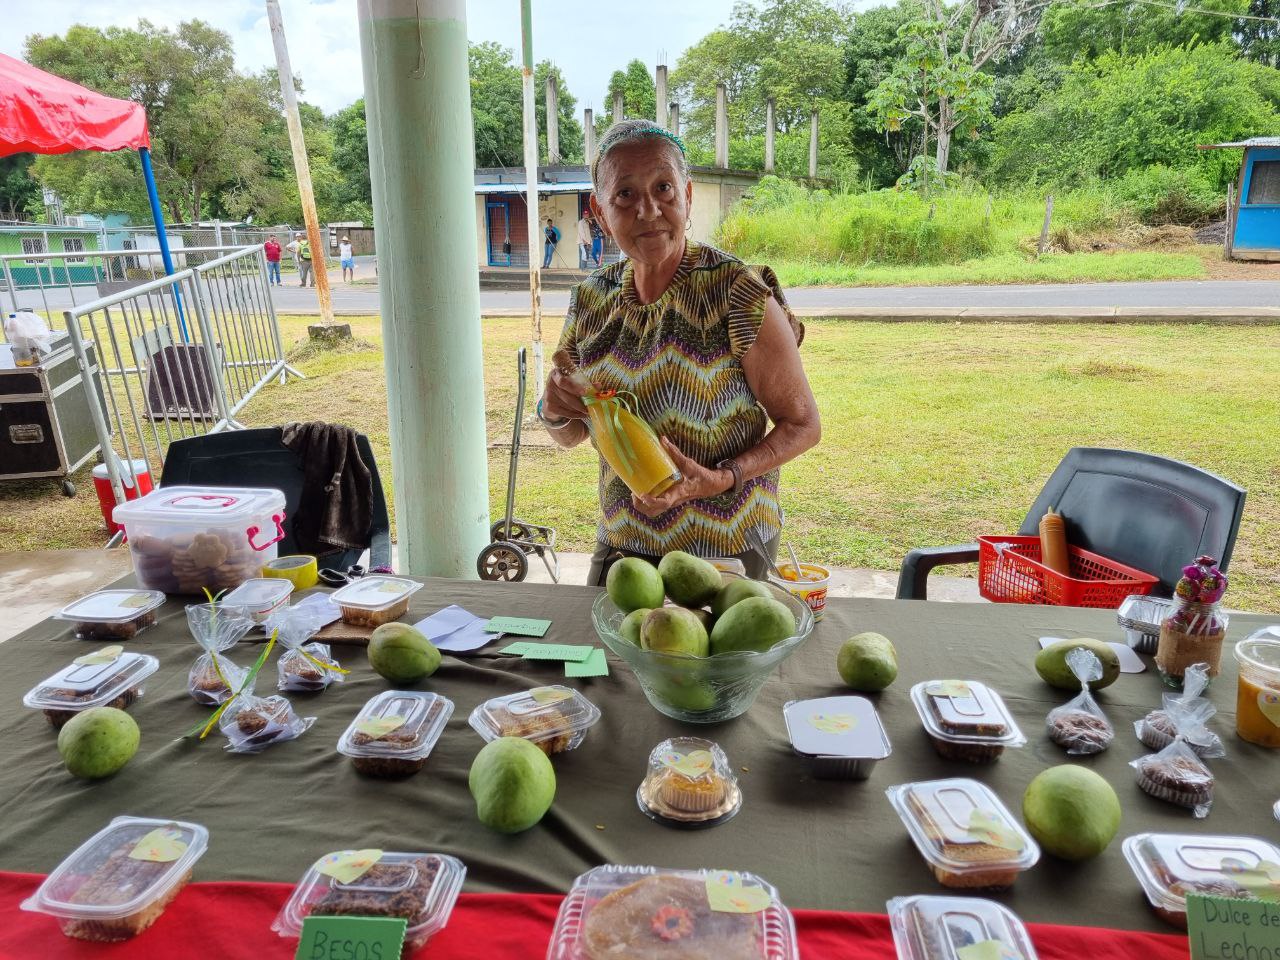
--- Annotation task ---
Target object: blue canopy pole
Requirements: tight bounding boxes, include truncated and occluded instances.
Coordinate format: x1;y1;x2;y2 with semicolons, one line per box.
138;146;187;340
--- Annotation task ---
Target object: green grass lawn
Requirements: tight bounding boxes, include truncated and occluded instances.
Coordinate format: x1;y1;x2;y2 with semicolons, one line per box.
3;314;1276;611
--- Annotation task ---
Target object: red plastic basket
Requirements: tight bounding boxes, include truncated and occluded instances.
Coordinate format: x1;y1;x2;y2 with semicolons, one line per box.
977;535;1159;609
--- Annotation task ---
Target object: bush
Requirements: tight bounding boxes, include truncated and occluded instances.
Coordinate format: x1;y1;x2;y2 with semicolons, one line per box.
1112;165;1224;226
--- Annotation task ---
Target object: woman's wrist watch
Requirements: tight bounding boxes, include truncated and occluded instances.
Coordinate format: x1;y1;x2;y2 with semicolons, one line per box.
536;396;572;430
715;458;744;495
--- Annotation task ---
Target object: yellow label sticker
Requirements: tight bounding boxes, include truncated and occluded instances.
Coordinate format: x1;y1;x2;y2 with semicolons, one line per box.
957;941;1021;960
128;826;189;863
530;687;573;705
661;750;714;778
927;680;972;698
808;713;857;735
1221;858;1280;902
355;716;406;739
967;809;1025;853
376;581;405;594
119;592;154;610
1257;691;1280;727
315;849;383;885
73;645;124;666
704;871;773;914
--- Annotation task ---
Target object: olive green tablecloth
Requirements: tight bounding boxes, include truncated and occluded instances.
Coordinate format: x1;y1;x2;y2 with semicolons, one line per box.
3;579;1277;933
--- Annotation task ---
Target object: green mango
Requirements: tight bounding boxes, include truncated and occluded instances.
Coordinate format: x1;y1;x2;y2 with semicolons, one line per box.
469;737;556;833
658;551;722;608
709;596;796;655
1035;637;1120;690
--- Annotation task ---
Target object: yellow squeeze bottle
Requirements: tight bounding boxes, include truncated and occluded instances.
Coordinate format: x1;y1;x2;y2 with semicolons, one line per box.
553;349;681;498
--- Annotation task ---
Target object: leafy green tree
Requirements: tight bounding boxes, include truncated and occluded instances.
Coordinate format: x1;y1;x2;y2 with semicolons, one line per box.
604;59;657;127
1237;0;1280;65
535;60;584;162
844;4;917;185
330;98;373;218
0;156;45;220
1040;0;1247;62
470;41;523;167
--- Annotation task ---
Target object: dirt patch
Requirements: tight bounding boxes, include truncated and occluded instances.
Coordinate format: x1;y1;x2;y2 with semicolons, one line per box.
1023;223;1195;255
1202;249;1280;281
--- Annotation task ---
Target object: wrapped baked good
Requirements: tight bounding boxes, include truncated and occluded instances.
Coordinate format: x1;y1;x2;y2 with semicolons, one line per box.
547;865;799;960
329;575;422;627
184;602;253;705
910;680;1026;763
636;737;742;827
188;652;249;707
267;602;347;692
24;650;159;729
886;778;1039;890
1123;833;1280;928
337;690;453;778
20;816;208;941
272;850;466;949
55;590;165;642
888;894;1040;960
1131;689;1220;817
218;693;315;753
1045;647;1114;755
1134;663;1225;757
468;686;601;755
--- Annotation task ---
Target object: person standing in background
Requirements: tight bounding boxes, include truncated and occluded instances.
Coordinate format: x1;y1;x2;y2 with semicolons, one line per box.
590;215;604;267
576;212;592;268
286;232;303;276
543;217;560;269
297;236;314;287
264;235;282;286
339;235;355;284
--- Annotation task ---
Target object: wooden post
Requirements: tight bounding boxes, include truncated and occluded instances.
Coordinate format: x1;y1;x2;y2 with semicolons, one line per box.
520;0;544;390
357;0;489;577
1224;181;1236;261
1037;194;1055;256
266;0;337;331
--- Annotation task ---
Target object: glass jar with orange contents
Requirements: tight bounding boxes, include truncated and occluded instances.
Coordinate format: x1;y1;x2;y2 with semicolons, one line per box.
1234;632;1280;748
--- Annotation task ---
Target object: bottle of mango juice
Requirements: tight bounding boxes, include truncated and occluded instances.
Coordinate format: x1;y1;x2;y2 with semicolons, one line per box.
552;349;681;498
1234;637;1280;748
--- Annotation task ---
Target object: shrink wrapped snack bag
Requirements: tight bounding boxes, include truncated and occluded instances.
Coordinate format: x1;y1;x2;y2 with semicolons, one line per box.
1045;647;1114;755
219;692;315;753
1131;691;1220;818
1135;662;1225;757
267;604;346;692
184;602;253;706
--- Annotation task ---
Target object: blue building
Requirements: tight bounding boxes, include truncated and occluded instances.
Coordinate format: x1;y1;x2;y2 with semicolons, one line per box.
1201;137;1280;261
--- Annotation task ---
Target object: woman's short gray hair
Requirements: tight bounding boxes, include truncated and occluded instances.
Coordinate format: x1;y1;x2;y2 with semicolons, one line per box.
591;119;690;188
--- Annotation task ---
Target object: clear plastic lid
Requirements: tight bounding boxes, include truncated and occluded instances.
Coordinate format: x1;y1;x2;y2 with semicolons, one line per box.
20;816;208;921
547;864;799;960
222;578;293;616
113;485;285;524
886;778;1040;878
783;696;891;760
337;690;454;762
23;651;160;711
329;575;422;612
888;895;1040;960
468;686;601;752
273;850;466;943
1117;595;1173;633
910;681;1026;748
55;589;166;625
1122;833;1280;914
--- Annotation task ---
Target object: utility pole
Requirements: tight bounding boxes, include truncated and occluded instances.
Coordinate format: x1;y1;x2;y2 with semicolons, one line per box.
519;0;544;391
265;0;336;331
357;0;489;577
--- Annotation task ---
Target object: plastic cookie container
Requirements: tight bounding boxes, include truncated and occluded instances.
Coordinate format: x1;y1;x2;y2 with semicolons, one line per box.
273;850;465;948
221;577;293;624
886;777;1039;890
888;894;1040;960
23;650;160;729
55;589;166;642
337;690;453;778
546;864;798;959
329;575;422;627
20;816;208;941
910;680;1026;763
469;685;601;755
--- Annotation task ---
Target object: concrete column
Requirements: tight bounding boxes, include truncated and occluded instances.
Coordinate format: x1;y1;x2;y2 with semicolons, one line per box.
545;72;560;164
357;0;489;577
584;108;596;166
715;83;729;169
612;90;624;124
668;102;680;138
764;97;776;173
809;108;819;180
655;64;668;129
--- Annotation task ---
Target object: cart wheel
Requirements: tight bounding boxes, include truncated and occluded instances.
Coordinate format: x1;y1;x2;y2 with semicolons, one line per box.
490;520;533;543
477;542;529;582
59;479;76;497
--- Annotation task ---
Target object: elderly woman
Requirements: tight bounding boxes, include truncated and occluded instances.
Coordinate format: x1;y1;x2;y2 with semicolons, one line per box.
538;119;821;584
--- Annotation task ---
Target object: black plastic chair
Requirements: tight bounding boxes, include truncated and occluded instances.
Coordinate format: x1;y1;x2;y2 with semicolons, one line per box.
159;426;392;571
896;447;1246;601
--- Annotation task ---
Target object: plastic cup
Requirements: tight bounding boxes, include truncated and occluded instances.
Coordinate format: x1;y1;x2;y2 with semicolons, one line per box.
1234;637;1280;748
769;562;831;622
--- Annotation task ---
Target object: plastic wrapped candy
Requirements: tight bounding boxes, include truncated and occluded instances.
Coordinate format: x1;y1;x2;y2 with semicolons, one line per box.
185;603;253;706
266;605;346;693
1131;691;1220;818
1156;556;1229;686
1135;662;1225;758
1046;647;1114;756
219;692;315;753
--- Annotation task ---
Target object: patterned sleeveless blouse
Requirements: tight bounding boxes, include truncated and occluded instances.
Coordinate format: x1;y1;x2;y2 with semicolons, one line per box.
556;241;797;557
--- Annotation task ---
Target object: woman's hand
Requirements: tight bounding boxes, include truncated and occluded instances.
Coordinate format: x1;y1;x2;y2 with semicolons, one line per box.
542;367;589;421
631;437;733;518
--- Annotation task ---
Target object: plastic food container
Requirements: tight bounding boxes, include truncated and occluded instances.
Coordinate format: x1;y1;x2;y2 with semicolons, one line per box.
329;575;422;627
24;651;160;729
888;894;1039;960
783;695;891;780
1234;630;1280;748
636;737;742;828
113;485;287;594
910;680;1026;763
55;590;166;642
1123;832;1280;929
337;690;453;778
1118;594;1172;654
768;562;831;622
273;850;465;948
547;864;799;959
469;686;601;755
221;578;293;624
886;778;1039;889
20;816;208;941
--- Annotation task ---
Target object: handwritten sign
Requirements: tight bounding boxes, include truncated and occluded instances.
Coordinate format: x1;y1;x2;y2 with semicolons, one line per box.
520;643;593;662
1187;893;1280;960
296;916;407;960
485;616;551;638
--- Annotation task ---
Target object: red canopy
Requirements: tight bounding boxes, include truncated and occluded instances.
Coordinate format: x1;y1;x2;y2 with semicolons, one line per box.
0;52;149;158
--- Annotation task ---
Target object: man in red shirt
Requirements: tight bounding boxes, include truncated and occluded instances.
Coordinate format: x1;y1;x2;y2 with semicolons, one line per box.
264;235;282;286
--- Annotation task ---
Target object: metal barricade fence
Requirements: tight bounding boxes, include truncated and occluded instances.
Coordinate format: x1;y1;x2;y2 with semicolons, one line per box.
59;245;303;517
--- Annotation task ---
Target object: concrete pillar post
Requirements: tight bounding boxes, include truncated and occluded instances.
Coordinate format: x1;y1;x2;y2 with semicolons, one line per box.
765;97;776;173
612;90;624;124
545;72;560;164
356;0;489;577
655;65;668;129
809;108;819;180
584;108;596;166
715;83;729;169
668;102;680;137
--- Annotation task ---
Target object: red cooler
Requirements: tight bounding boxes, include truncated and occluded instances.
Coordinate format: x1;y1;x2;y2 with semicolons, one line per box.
93;460;154;535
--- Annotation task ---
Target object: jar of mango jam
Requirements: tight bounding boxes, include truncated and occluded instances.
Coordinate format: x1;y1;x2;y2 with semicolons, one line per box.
1233;634;1280;748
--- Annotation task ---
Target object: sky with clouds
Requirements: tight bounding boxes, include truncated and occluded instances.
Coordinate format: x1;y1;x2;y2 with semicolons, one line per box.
1;1;742;116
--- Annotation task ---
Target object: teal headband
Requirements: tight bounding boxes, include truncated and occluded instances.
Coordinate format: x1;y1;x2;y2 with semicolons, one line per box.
592;124;688;183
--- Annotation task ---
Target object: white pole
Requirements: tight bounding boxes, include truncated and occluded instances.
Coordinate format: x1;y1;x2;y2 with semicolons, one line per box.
520;0;543;390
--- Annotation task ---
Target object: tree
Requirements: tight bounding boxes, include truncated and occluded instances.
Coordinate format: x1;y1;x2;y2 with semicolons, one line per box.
535;60;584;163
0;156;45;220
606;59;657;123
844;4;918;185
1040;0;1248;62
470;41;523;167
1237;0;1280;65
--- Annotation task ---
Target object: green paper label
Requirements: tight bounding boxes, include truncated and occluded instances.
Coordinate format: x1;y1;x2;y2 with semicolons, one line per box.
486;616;551;637
957;941;1023;960
129;826;188;863
119;592;154;609
704;871;772;913
967;809;1025;853
1220;858;1280;902
1188;894;1280;960
73;645;123;666
355;716;405;740
315;849;383;885
927;680;972;698
808;713;856;735
1257;691;1280;727
530;686;572;704
519;643;593;662
296;916;407;960
661;749;714;778
564;648;609;677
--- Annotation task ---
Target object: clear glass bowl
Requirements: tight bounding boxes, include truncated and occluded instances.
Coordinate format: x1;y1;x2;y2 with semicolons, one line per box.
591;572;814;723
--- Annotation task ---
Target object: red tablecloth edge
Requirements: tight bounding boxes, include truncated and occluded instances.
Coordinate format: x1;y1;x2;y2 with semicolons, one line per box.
0;871;1191;959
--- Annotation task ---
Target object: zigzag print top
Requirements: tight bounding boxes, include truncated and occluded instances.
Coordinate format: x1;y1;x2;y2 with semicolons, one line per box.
557;241;792;556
